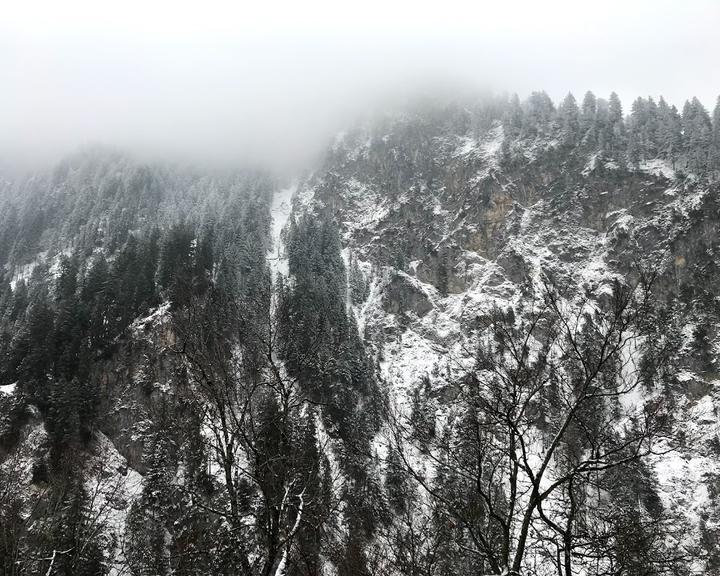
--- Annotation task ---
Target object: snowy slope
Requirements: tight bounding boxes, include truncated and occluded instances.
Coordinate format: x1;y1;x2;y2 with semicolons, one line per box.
290;118;720;573
268;182;297;281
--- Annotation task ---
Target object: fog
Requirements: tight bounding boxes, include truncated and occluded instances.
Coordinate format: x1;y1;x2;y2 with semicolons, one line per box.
2;0;719;171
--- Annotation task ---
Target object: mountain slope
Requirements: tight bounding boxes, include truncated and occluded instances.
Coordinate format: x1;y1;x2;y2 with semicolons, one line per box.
289;106;720;573
1;94;720;575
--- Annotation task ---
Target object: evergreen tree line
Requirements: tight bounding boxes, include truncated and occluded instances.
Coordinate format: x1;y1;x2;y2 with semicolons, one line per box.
277;213;387;573
349;90;720;177
1;91;718;574
502;91;720;174
0;150;271;272
0;162;274;575
119;210;384;574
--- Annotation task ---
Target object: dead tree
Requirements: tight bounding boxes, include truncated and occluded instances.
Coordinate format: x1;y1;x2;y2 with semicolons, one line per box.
171;273;325;576
390;277;683;575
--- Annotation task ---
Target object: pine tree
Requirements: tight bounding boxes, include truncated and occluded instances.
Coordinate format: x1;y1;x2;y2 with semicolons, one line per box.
5;278;28;324
595;98;610;151
54;256;82;381
46;377;82;468
385;444;409;514
17;294;55;407
290;410;330;576
43;481;108;576
409;376;435;444
558;92;580;147
657;97;683;167
712;95;720;173
682;97;712;172
126;434;174;575
502;94;524;138
0;489;23;575
82;256;111;347
523;91;555;138
607;91;626;153
157;222;195;310
628;97;650;164
192;223;214;297
644;96;659;158
255;392;288;541
437;250;449;296
135;228;160;312
348;252;369;305
580;91;598;146
107;235;140;334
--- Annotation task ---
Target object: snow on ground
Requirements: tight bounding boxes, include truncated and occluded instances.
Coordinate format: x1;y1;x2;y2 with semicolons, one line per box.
314;411;344;505
130;301;171;337
47;248;73;277
606;208;635;234
583;152;599;176
9;260;39;291
358;191;616;421
481;124;505;159
653;186;707;226
294;178;318;211
86;432;144;576
652;389;719;573
269;183;297;281
0;382;16;396
0;420;46;488
455;124;504;161
8;248;78;291
294;131;720;572
639;158;676;180
0;420;143;574
340;178;390;244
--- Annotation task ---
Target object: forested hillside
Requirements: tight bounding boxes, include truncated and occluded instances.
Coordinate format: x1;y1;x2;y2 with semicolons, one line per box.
1;91;720;575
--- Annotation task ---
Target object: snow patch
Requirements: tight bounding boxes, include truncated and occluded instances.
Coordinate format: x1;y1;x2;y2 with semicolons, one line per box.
269;182;297;281
639;158;675;180
130;301;171;336
87;432;144;576
0;382;16;396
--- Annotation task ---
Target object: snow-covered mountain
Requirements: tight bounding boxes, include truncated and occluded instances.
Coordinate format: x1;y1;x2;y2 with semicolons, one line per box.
1;94;720;575
287;106;720;573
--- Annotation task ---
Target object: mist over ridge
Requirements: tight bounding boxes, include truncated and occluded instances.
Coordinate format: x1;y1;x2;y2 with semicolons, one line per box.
2;0;719;172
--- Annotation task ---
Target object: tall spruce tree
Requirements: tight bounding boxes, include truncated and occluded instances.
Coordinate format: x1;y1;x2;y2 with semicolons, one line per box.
712;95;720;173
607;91;625;153
580;91;598;146
558;92;580;147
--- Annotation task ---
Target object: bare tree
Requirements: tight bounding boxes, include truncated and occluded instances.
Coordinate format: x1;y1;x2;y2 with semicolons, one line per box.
388;277;684;575
169;273;328;576
0;425;126;576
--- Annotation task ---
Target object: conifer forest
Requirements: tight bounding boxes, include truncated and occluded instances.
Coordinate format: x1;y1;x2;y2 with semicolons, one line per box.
2;3;720;575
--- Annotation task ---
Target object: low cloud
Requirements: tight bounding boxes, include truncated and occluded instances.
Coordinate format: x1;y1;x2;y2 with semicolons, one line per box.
2;0;718;171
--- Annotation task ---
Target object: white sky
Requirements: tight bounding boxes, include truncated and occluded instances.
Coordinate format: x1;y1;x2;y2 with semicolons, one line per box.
1;0;719;169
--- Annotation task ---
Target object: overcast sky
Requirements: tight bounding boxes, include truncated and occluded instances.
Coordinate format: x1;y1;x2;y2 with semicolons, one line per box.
1;0;719;170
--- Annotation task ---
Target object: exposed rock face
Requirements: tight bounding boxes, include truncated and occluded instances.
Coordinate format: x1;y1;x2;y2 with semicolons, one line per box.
95;303;176;473
381;272;433;318
295;113;720;569
2;104;720;574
